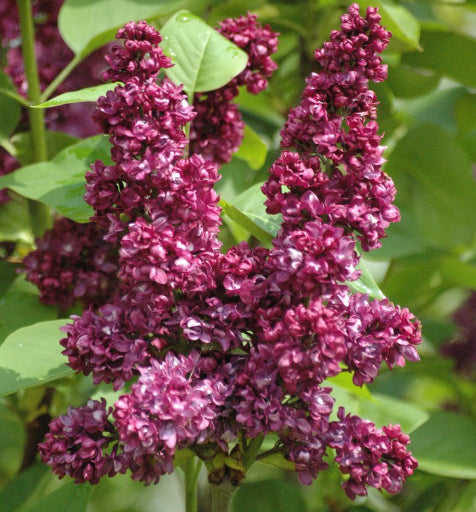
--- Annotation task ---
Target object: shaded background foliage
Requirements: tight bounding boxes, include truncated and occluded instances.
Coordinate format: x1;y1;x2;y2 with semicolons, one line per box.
0;0;475;510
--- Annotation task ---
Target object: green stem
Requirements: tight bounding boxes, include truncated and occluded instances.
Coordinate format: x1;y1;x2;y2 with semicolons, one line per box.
210;478;238;512
40;54;82;102
17;0;47;163
242;434;264;471
0;87;31;107
17;0;52;237
184;457;202;512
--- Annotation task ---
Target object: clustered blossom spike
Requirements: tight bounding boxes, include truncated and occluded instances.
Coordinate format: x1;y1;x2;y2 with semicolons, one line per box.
23;218;119;309
189;13;279;164
278;2;397;251
40;7;422;500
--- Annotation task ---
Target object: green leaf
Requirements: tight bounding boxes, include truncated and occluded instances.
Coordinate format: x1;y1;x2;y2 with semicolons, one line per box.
359;393;429;434
0;403;25;479
173;448;195;468
234;125;268;170
10;130;79;166
387;64;440;98
451;481;476;512
380;254;443;310
0;135;111;222
379;124;476;256
231;182;282;238
232;480;306;512
0;198;34;244
349;258;386;300
161;10;248;95
411;410;476;478
220;199;274;245
403;29;476;88
0;464;50;512
456;93;476;162
440;258;476;289
58;0;190;57
326;371;374;402
258;452;295;471
0;319;73;396
0;277;58;344
0;72;21;139
32;82;121;108
0;261;17;296
358;0;421;50
22;481;93;512
396;86;467;134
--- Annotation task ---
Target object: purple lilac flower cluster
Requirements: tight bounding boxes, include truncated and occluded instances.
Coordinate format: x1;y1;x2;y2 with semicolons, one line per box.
23;217;119;310
189;13;278;164
40;7;421;499
277;3;398;251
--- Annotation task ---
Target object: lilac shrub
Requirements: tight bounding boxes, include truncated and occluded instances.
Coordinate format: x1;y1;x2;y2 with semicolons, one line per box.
39;5;421;500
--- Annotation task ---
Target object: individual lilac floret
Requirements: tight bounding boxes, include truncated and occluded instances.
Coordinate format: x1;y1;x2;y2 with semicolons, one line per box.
23;218;119;309
38;399;118;484
327;408;418;499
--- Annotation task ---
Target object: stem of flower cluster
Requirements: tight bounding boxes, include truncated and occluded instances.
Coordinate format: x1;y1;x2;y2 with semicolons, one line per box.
184;457;202;512
17;0;47;163
41;54;82;102
210;478;238;512
17;0;52;236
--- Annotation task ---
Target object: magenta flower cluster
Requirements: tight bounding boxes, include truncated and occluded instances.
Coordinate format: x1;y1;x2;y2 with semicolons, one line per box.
23;218;119;309
189;13;279;164
39;7;421;500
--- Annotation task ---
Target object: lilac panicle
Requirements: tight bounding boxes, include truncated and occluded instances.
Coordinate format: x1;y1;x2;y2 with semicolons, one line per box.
277;3;398;251
38;399;118;485
189;13;279;165
23;218;119;309
327;408;418;499
41;9;421;497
